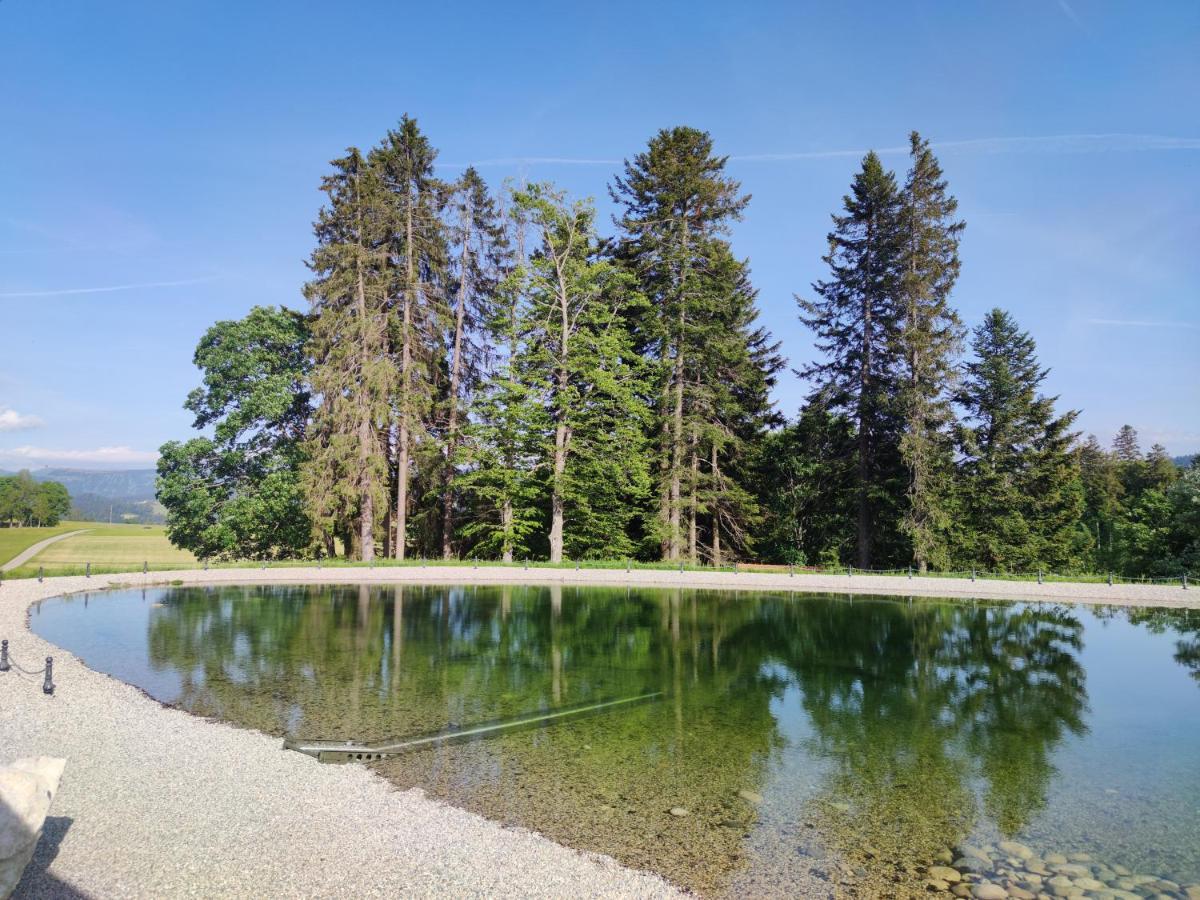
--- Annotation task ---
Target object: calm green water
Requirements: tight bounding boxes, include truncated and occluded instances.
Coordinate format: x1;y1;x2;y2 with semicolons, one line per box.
31;584;1200;896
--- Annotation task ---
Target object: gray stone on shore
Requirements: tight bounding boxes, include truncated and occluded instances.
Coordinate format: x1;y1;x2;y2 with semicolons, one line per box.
0;757;66;900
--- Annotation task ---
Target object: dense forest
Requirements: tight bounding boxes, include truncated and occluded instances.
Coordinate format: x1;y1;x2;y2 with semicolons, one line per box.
156;120;1199;577
0;470;72;527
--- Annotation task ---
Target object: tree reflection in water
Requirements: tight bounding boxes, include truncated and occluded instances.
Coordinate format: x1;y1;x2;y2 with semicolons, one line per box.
134;585;1099;894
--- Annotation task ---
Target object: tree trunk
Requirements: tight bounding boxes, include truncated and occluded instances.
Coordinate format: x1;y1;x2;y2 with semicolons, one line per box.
356;260;375;562
548;259;572;564
501;498;513;563
688;432;698;563
442;209;472;559
669;320;685;561
395;198;415;560
857;230;874;569
710;443;721;567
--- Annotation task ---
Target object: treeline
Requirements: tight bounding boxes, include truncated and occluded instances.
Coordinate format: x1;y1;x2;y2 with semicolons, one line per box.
156;120;1199;575
0;471;71;527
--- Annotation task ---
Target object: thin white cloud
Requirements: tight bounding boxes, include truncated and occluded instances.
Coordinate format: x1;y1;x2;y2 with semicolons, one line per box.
439;134;1200;169
1086;318;1199;329
1056;0;1085;29
733;134;1200;162
439;156;621;169
0;445;159;465
0;276;218;299
0;409;44;432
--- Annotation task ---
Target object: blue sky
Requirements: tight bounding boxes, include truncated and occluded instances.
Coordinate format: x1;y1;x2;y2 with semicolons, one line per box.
1;0;1197;469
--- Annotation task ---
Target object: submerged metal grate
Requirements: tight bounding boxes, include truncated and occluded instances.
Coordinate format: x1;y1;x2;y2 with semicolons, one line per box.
284;691;664;764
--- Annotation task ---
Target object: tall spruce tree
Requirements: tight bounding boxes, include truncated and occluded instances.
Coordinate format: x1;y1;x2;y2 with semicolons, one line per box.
896;132;966;572
371;117;449;559
699;248;783;563
458;192;544;561
611;126;750;561
957;308;1081;570
798;151;904;568
439;167;508;557
303;148;391;560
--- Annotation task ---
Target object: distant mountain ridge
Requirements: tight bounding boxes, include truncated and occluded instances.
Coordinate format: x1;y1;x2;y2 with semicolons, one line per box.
0;467;163;523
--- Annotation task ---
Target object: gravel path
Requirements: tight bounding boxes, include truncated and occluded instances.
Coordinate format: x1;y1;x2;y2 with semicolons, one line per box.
2;567;1195;899
0;530;88;573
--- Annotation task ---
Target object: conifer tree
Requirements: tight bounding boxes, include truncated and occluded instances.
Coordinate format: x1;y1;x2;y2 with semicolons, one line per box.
1112;424;1141;462
371;117;449;559
303;149;391;560
458;193;545;562
699;248;783;563
798;151;904;568
439;167;508;557
895;132;966;572
1077;434;1122;568
957;308;1081;570
611;127;750;560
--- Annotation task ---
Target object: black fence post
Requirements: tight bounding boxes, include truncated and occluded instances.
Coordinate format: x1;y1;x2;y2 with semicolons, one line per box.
907;566;912;580
1037;569;1043;585
42;657;54;695
971;569;976;582
1108;572;1113;586
143;561;148;575
38;566;44;583
0;639;9;672
789;564;794;578
85;562;91;578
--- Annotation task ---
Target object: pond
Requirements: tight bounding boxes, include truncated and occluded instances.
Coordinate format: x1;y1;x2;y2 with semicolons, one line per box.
30;583;1200;897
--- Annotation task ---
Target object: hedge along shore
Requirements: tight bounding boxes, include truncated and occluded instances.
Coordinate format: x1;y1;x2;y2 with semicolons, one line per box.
2;568;1196;900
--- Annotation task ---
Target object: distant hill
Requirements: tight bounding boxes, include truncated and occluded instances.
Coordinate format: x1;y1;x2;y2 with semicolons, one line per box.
0;467;164;523
1174;455;1196;469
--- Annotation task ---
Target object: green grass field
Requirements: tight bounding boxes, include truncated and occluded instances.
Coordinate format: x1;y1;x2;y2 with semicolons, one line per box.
0;523;92;567
4;522;196;578
1;522;1182;586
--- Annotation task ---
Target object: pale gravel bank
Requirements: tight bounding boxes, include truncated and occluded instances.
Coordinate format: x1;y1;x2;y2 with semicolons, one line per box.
2;568;1196;900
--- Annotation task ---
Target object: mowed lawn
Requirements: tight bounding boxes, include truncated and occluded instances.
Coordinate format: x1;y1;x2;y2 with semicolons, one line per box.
0;523;91;567
8;522;196;576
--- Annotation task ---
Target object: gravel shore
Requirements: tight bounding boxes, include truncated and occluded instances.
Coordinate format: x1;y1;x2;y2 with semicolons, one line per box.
2;567;1195;898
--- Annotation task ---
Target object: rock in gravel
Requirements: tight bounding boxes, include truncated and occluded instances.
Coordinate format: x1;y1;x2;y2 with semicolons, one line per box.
736;789;762;805
669;806;690;817
0;756;66;900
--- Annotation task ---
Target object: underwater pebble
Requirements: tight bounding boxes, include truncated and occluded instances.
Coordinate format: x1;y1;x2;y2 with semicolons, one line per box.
736;789;762;805
970;882;1007;899
928;865;962;883
999;841;1034;860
